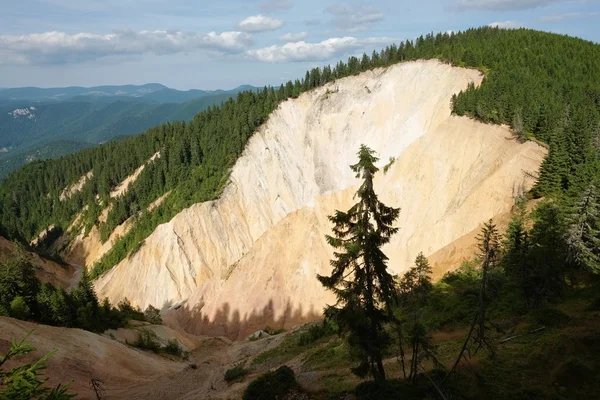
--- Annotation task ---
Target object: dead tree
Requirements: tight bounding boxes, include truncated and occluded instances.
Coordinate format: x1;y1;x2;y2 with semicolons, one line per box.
446;220;500;380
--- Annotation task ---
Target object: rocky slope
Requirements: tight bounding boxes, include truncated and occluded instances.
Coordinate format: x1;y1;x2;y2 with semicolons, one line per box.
0;236;77;288
89;60;545;338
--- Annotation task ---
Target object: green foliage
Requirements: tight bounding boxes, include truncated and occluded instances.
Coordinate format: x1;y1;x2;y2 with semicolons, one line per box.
0;92;238;178
9;296;30;320
0;249;146;333
143;304;163;325
421;261;481;330
3;27;598;283
116;298;145;322
163;339;184;357
262;326;285;336
397;253;436;380
297;320;337;346
318;145;400;380
242;365;296;400
132;328;161;353
564;184;600;274
0;331;76;399
0;27;600;284
383;156;396;174
224;365;248;382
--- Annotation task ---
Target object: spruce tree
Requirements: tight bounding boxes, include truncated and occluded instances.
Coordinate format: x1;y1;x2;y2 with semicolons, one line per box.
0;331;76;399
565;184;600;274
399;252;434;381
503;199;532;310
318;144;400;381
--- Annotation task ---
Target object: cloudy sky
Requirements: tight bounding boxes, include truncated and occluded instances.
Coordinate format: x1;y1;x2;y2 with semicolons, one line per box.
1;0;599;90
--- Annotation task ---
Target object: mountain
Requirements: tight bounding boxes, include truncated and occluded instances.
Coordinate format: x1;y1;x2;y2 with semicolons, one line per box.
0;83;254;104
0;87;255;178
1;27;600;398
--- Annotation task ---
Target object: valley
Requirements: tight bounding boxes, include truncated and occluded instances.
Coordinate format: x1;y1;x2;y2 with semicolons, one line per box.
1;26;600;399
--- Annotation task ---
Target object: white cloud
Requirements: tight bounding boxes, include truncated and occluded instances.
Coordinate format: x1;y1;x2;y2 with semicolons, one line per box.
0;30;253;65
279;32;308;42
258;0;293;13
247;36;394;63
454;0;559;10
539;11;600;22
325;4;384;33
237;14;284;33
488;20;526;28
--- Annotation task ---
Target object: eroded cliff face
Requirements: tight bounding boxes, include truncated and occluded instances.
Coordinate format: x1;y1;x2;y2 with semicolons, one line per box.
94;60;546;338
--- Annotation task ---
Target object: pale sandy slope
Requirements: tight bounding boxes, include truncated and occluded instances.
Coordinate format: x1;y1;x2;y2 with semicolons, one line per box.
95;60;546;338
0;317;185;399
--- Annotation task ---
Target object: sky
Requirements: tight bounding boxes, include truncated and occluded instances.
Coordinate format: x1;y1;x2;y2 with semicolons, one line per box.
0;0;599;90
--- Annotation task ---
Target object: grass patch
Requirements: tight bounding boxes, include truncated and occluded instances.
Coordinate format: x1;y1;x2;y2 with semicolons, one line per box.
298;321;337;346
303;338;351;371
252;333;304;367
224;365;249;383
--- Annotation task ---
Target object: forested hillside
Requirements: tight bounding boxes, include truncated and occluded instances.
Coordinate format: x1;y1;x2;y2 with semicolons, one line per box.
0;27;598;280
0;91;244;178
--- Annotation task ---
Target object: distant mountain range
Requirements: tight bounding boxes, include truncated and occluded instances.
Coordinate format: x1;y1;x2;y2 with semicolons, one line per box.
0;84;258;178
0;83;256;104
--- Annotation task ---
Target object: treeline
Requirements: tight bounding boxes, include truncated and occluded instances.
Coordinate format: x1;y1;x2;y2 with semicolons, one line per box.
1;27;599;279
0;246;151;332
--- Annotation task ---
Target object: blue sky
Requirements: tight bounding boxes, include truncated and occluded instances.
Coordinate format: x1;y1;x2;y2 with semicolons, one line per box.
1;0;599;90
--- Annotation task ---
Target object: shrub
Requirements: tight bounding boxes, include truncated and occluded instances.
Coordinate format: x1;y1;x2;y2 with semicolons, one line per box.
383;156;396;174
297;320;337;346
263;326;285;336
144;305;163;324
117;298;145;321
224;365;249;382
242;365;296;400
132;328;161;353
10;296;30;320
164;339;183;357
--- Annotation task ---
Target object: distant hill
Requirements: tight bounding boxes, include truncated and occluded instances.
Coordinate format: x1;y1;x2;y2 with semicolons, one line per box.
0;85;256;178
0;84;254;104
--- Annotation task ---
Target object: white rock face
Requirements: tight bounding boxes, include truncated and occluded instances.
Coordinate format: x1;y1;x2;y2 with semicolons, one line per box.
95;60;546;338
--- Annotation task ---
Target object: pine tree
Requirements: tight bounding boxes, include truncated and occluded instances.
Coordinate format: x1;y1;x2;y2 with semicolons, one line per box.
399;252;434;381
503;199;532;310
0;331;76;399
318;144;400;381
565;184;600;274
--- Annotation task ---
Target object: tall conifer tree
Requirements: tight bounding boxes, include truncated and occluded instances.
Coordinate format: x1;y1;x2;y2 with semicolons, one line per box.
318;145;400;380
